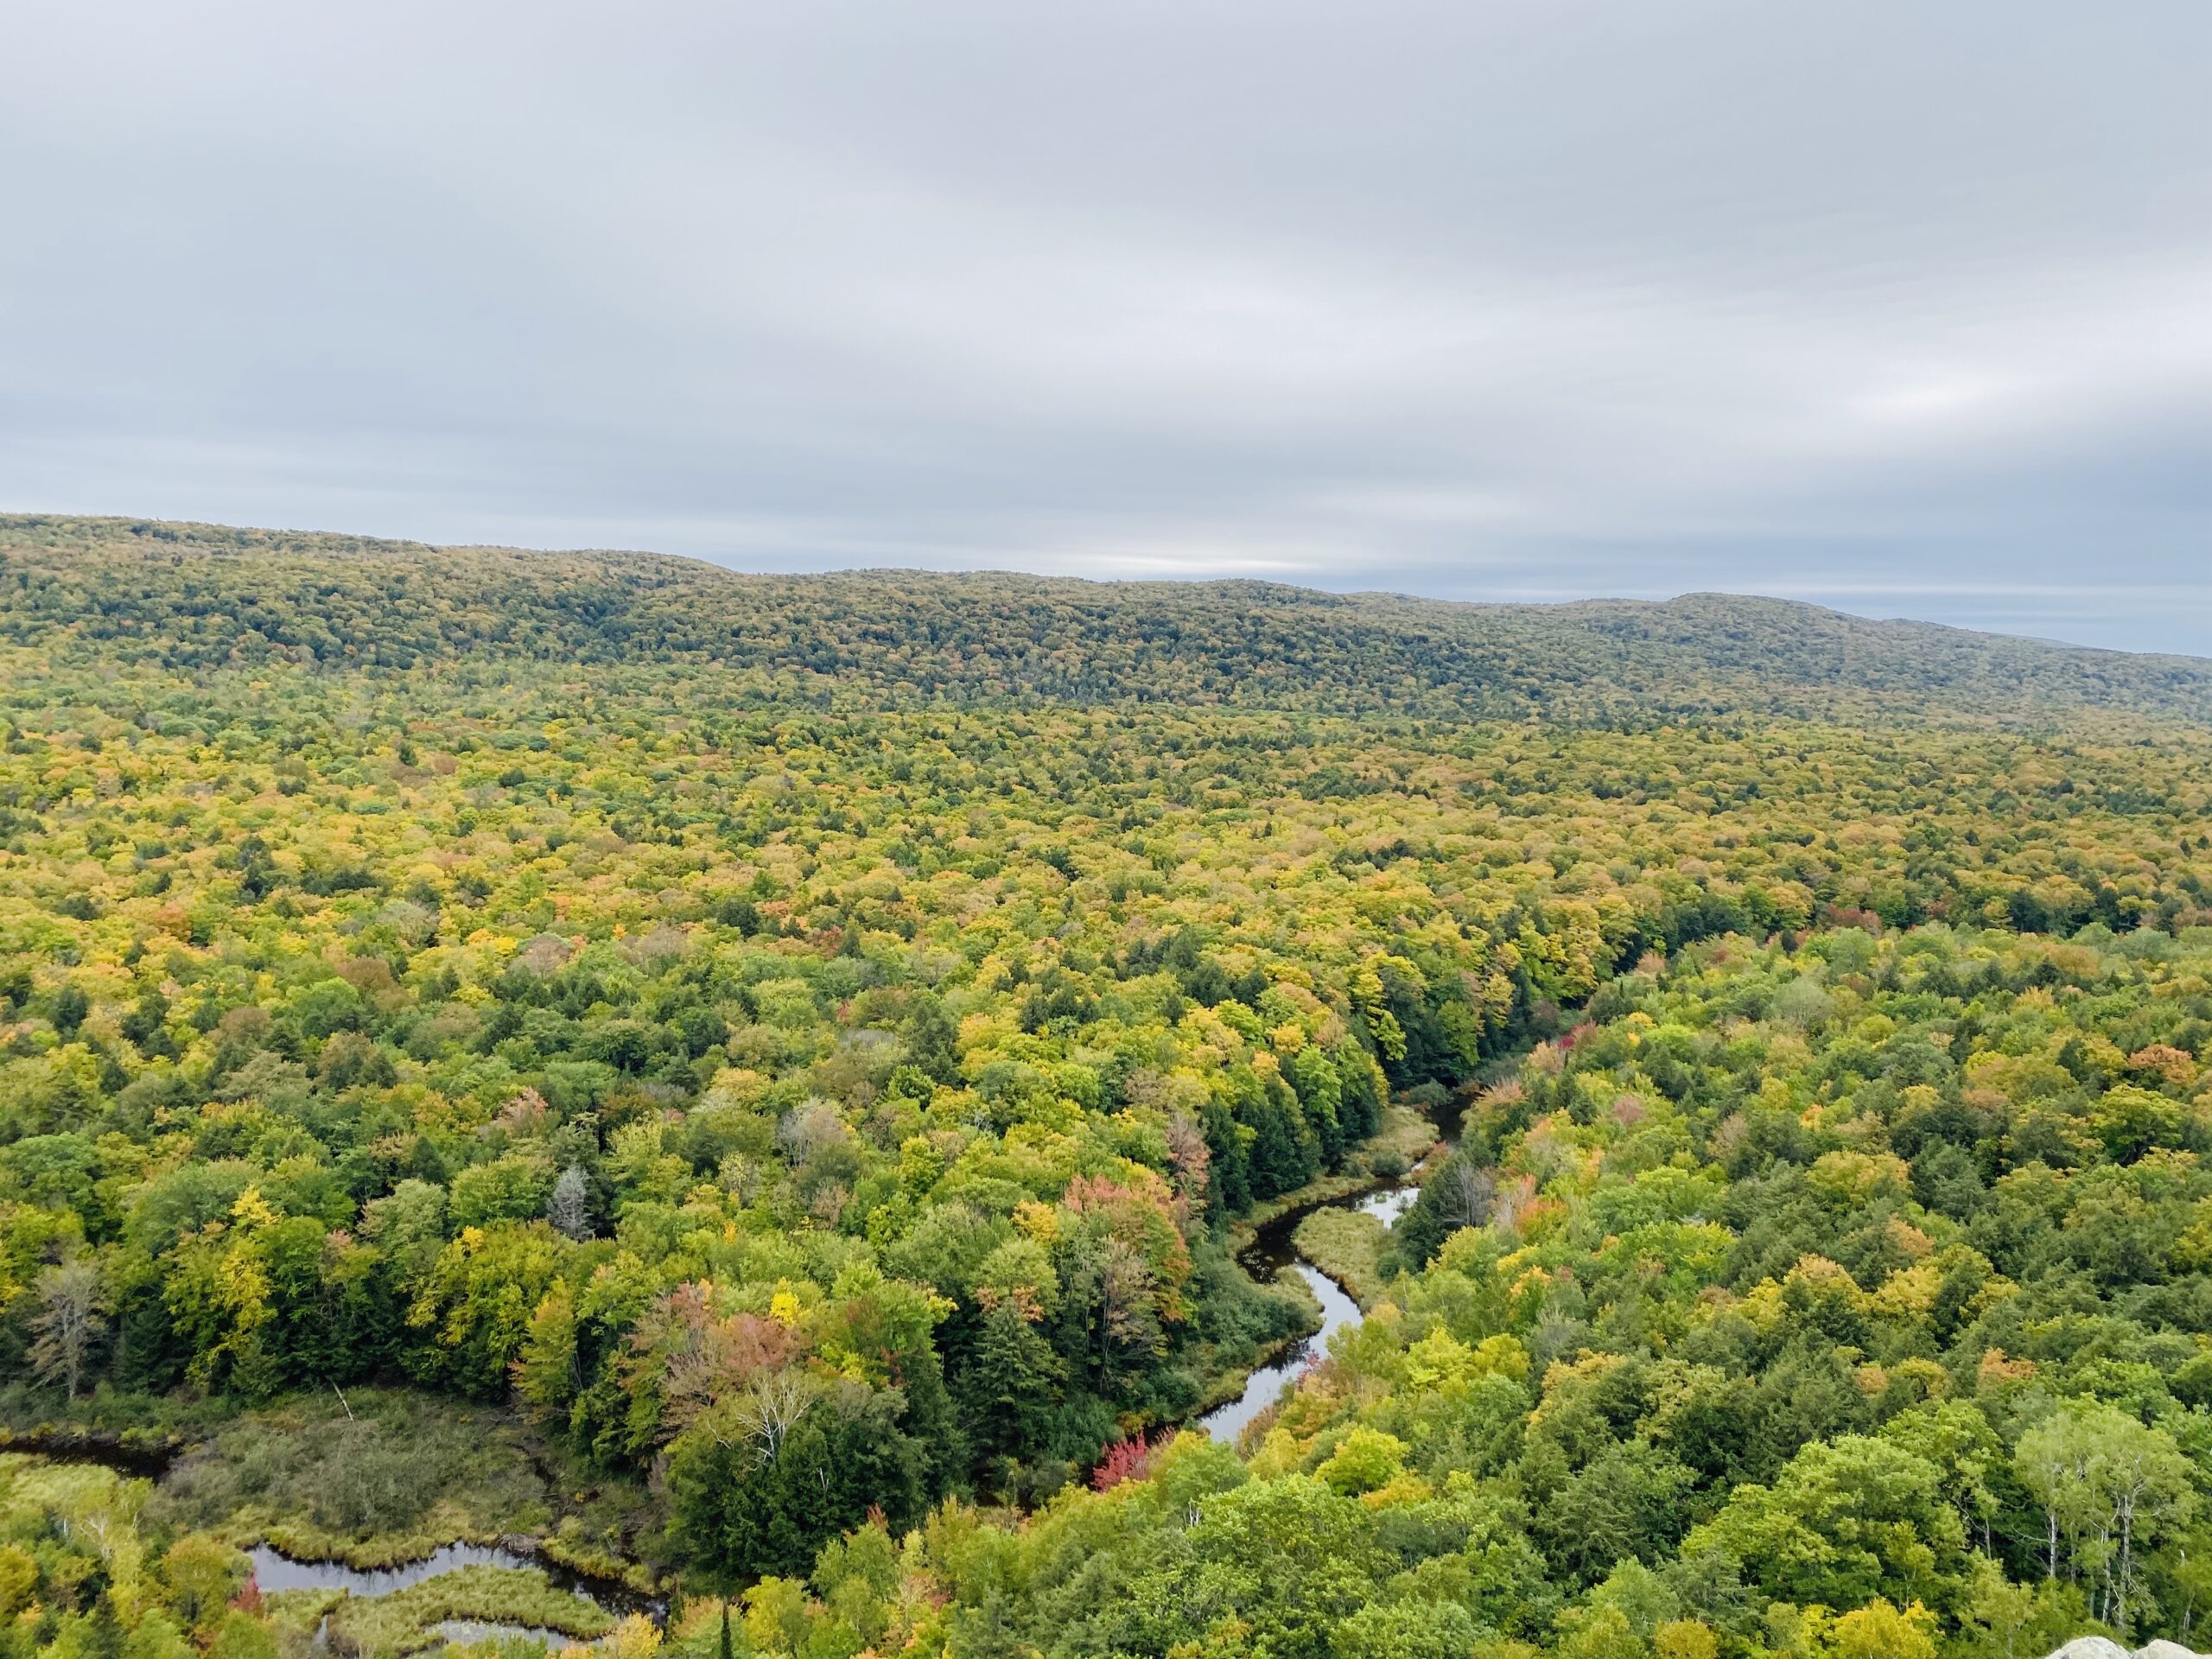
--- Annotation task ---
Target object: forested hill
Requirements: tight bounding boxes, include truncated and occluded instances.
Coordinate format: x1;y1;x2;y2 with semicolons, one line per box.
5;512;2206;724
2;505;2210;1657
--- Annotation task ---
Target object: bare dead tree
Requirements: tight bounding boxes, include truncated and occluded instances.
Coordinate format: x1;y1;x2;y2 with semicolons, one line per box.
29;1261;106;1399
1432;1158;1496;1236
545;1165;593;1240
775;1101;849;1166
661;1313;801;1438
713;1367;819;1466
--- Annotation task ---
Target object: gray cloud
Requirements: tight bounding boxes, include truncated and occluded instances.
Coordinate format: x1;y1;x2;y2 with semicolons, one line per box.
3;1;2206;651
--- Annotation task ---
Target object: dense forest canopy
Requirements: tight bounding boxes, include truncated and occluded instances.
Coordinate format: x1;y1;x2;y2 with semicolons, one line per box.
6;514;2210;724
0;515;2206;1659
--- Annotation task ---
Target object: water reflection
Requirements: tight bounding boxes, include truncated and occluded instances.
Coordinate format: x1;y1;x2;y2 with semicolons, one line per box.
246;1541;661;1624
1355;1184;1419;1225
1198;1090;1465;1442
1198;1260;1367;1442
247;1541;534;1599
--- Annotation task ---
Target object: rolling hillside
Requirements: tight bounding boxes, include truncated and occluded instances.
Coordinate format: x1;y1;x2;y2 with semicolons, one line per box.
1;510;2208;1658
4;513;2206;724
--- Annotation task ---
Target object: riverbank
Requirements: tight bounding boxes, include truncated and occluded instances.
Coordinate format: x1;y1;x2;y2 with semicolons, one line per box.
1185;1276;1325;1419
1186;1037;1554;1443
0;1424;187;1476
1180;1098;1444;1420
6;1384;666;1599
1220;1100;1445;1251
1185;1091;1476;1442
1291;1208;1394;1310
301;1560;621;1655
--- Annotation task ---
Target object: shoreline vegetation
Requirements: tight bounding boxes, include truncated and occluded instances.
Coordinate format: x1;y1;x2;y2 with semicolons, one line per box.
1290;1206;1394;1311
1165;1095;1454;1423
311;1562;623;1656
3;1086;1449;1556
0;516;2207;1657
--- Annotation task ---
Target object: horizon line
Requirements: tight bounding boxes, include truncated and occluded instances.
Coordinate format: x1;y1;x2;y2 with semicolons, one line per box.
6;505;2208;668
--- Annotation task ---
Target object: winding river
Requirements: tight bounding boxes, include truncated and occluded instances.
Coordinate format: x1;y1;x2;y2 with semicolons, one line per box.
1198;1109;1450;1443
12;1091;1478;1630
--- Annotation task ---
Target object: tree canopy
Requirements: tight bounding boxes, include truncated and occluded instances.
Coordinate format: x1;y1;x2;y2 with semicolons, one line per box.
0;516;2206;1658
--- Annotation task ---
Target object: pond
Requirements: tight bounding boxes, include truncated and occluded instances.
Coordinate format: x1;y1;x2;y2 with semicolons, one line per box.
248;1541;526;1599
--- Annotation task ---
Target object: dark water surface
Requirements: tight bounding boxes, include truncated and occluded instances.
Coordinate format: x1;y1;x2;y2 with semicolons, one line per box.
246;1541;530;1598
1198;1096;1459;1442
0;1431;181;1478
245;1541;661;1622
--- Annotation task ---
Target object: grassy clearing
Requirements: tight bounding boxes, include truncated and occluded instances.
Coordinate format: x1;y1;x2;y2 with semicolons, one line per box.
1292;1208;1393;1310
146;1388;552;1567
1368;1097;1452;1172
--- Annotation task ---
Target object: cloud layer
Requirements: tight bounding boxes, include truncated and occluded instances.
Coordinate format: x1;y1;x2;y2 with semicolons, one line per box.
3;2;2206;651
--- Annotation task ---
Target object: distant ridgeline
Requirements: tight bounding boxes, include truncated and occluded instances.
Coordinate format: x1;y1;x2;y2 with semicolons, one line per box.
0;512;2207;1658
4;512;2209;724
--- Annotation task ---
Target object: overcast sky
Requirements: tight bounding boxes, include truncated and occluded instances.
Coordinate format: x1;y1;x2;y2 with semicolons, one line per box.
3;3;2206;653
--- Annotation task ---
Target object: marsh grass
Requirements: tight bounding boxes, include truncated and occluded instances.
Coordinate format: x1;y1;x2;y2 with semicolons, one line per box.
1291;1208;1392;1309
263;1586;346;1643
146;1389;550;1565
323;1564;613;1656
